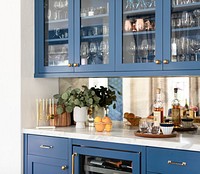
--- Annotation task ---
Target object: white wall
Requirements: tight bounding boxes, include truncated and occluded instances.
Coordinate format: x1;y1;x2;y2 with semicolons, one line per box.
0;0;58;173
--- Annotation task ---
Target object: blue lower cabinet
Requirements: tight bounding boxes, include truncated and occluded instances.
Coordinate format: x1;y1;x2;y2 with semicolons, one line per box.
147;147;200;174
28;155;68;174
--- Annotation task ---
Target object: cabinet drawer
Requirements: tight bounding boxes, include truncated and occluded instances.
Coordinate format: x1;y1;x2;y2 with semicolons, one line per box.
147;147;200;173
28;135;68;159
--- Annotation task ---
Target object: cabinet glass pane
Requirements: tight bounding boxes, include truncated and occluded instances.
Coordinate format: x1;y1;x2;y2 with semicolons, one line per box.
79;155;132;174
171;0;200;62
80;0;109;65
122;0;156;64
44;0;69;66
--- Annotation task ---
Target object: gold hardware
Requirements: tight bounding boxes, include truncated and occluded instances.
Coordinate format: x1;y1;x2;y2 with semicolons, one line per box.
155;60;161;64
163;60;169;64
61;165;67;170
168;160;187;166
73;63;78;67
72;153;78;174
68;63;72;67
39;145;53;149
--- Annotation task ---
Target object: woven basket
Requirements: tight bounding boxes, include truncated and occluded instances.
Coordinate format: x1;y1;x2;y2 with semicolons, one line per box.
126;117;141;126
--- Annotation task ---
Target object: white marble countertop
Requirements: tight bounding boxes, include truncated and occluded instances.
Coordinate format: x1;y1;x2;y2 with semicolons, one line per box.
23;122;200;152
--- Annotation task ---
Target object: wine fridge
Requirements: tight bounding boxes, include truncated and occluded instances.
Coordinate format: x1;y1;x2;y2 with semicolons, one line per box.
72;145;141;174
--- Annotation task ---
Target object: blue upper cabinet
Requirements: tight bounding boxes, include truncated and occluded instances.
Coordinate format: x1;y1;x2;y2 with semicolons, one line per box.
35;0;200;78
34;0;115;77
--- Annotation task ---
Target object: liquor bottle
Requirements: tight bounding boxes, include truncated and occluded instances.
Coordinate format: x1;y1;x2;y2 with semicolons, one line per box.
153;88;164;126
171;88;181;127
184;99;189;118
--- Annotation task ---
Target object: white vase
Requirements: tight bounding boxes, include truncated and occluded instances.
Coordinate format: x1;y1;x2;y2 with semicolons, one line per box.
73;107;87;128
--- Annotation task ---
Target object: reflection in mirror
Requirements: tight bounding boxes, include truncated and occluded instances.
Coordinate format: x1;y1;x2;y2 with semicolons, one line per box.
59;77;200;120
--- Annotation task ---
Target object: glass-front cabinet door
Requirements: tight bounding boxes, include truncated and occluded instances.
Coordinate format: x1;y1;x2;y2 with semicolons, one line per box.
163;0;200;71
35;0;74;76
116;0;163;72
74;0;115;72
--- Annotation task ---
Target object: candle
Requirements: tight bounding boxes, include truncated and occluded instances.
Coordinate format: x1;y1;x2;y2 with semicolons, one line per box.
39;99;42;120
52;98;54;115
46;99;48;116
36;99;39;126
42;99;45;116
49;98;52;115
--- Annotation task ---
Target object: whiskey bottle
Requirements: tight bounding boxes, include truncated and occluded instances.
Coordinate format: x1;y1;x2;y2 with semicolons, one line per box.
171;88;181;127
153;88;164;126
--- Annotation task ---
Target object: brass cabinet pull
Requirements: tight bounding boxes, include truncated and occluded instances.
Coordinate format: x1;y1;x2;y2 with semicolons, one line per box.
61;165;67;170
73;63;79;67
163;59;169;64
168;160;187;166
68;63;72;67
72;153;78;174
155;60;161;64
39;145;53;149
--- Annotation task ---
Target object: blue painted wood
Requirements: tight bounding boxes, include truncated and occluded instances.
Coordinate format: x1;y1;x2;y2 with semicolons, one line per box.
73;146;140;174
74;0;115;72
28;135;69;160
23;134;28;174
147;147;200;174
28;155;68;174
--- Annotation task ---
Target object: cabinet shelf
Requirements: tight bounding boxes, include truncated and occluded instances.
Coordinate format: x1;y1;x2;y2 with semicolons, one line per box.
123;30;155;36
172;26;200;32
81;34;108;40
172;2;200;12
81;13;108;20
46;38;68;43
124;8;155;16
45;18;68;24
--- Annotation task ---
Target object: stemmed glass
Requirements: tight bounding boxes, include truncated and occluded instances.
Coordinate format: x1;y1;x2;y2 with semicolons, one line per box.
140;39;149;63
125;0;133;11
190;39;200;61
132;0;140;10
89;42;97;64
193;9;200;26
126;39;136;63
143;0;153;8
80;42;89;65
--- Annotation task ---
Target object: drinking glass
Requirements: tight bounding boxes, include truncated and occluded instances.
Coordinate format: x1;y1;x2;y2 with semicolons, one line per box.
52;28;61;39
193;9;200;26
190;39;200;61
143;0;153;8
88;42;97;64
140;39;149;63
132;0;140;10
125;0;133;11
126;40;136;63
181;11;191;27
47;9;51;20
54;0;64;20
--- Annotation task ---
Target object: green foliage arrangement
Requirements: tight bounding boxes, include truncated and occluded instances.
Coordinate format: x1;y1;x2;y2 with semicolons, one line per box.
54;86;101;114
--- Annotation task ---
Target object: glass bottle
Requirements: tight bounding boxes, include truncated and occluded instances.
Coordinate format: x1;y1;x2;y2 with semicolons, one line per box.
183;99;189;118
171;88;181;127
153;88;164;126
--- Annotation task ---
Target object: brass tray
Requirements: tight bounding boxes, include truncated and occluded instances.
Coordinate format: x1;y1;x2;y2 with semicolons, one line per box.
173;125;198;132
134;131;177;138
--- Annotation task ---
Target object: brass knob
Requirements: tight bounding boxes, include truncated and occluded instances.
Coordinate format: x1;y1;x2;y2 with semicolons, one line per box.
163;59;169;64
155;60;161;64
68;63;72;67
61;165;67;170
73;63;78;67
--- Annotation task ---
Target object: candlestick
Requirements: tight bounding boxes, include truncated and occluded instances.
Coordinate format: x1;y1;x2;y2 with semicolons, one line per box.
36;99;39;126
49;98;52;115
52;98;54;115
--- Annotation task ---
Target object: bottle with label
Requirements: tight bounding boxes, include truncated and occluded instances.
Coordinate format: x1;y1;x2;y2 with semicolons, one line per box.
171;88;181;127
153;88;164;126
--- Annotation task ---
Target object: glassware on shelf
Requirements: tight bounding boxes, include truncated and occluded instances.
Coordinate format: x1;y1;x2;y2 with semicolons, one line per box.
81;42;89;65
193;9;200;27
47;9;51;20
52;28;61;39
53;0;64;20
143;0;153;8
190;39;200;61
126;40;136;63
88;42;97;64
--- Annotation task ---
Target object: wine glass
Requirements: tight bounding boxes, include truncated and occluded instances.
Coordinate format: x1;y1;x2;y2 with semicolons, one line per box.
140;39;149;63
54;0;64;20
143;0;153;8
52;28;61;39
125;0;133;11
132;0;140;10
193;9;200;26
126;40;136;63
89;42;97;64
190;39;200;61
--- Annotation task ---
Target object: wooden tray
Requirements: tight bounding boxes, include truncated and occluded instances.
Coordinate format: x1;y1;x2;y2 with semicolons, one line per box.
173;125;198;132
134;131;177;138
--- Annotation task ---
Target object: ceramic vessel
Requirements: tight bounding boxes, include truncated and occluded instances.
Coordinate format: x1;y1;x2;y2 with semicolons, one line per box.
73;106;87;128
160;123;174;135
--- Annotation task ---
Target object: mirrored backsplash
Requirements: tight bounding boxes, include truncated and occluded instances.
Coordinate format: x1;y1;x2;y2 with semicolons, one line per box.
59;77;200;121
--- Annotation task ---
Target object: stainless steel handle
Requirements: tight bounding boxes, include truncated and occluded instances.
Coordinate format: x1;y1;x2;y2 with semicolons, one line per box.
61;165;67;170
168;160;187;166
155;60;161;64
39;145;53;149
72;153;78;174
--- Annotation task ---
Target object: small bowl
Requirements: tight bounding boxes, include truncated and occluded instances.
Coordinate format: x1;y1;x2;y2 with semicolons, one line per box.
181;118;194;128
95;122;106;132
160;123;174;135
